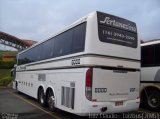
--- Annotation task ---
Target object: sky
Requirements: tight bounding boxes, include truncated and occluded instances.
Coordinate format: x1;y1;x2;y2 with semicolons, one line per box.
0;0;160;48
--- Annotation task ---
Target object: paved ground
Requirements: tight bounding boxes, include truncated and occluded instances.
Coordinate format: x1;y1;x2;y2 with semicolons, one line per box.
0;88;58;119
0;88;87;119
0;88;159;119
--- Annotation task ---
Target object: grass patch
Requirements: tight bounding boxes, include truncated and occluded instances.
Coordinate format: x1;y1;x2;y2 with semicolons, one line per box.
0;69;12;86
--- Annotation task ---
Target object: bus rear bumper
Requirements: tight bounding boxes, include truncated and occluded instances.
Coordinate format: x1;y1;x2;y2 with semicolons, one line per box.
78;99;140;116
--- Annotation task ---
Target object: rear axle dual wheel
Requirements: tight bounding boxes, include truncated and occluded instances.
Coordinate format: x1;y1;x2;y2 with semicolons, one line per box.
47;91;56;111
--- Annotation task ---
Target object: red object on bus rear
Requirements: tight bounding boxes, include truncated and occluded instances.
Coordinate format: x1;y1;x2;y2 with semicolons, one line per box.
85;68;93;101
86;68;93;87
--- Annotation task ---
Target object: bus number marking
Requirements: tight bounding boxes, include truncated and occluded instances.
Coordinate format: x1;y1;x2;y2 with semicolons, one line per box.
95;88;107;93
71;58;80;65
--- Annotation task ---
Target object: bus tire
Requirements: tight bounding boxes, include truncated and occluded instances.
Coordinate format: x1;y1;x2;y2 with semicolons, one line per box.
47;90;56;111
38;88;46;107
144;89;160;111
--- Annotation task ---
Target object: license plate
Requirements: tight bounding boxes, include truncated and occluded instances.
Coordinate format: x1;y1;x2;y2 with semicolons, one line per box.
115;101;123;106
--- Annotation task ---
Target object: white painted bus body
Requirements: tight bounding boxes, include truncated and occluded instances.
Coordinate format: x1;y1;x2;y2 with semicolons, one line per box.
14;11;140;115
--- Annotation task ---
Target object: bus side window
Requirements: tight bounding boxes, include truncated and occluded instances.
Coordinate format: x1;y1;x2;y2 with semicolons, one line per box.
141;45;154;67
155;44;160;65
42;38;54;59
72;23;86;53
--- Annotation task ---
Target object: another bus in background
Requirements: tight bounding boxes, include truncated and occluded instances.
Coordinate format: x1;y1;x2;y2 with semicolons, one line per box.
141;40;160;111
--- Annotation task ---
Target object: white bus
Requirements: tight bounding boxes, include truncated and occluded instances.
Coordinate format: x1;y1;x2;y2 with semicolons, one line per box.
140;40;160;111
13;11;140;115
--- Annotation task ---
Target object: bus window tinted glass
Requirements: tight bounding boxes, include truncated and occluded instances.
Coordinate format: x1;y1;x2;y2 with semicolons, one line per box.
62;29;73;55
17;22;86;65
155;44;160;65
23;52;30;64
27;50;33;63
36;45;43;61
28;48;37;62
42;38;54;59
54;35;65;57
54;29;73;57
97;12;137;48
72;23;86;53
141;45;154;67
18;54;23;65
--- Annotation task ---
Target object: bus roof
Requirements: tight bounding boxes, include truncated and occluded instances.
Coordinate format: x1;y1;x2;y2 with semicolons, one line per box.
141;39;160;47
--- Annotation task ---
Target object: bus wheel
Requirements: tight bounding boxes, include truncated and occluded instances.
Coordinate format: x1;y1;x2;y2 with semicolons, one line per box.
47;91;56;111
145;90;160;111
38;88;46;107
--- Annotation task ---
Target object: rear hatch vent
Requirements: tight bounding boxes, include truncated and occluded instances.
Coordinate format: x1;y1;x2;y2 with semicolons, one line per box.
61;83;75;109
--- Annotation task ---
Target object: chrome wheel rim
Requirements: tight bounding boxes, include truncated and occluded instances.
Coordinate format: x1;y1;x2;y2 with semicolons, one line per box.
48;96;55;109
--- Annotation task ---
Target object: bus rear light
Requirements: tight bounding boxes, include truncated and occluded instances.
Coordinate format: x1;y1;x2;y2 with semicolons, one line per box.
86;68;93;87
85;68;93;101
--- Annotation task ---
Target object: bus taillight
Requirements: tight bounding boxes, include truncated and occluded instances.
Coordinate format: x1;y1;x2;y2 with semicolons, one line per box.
85;68;93;101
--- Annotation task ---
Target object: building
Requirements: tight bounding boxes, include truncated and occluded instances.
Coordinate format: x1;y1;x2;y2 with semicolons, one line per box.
2;53;16;62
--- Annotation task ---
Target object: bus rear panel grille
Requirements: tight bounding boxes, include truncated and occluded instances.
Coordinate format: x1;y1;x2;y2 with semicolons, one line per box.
61;86;75;109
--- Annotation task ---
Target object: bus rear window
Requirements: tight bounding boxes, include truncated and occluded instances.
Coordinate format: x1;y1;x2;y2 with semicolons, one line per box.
97;12;138;48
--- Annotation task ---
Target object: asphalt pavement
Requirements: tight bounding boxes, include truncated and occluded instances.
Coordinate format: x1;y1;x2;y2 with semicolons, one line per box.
0;88;84;119
0;88;159;119
0;88;59;119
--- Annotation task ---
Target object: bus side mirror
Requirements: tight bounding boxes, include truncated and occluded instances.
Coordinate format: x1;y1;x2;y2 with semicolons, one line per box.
14;64;17;68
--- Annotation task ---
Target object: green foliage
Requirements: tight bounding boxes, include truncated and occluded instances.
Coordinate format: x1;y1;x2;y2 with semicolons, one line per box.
0;78;12;86
0;61;16;69
0;51;17;86
0;69;12;86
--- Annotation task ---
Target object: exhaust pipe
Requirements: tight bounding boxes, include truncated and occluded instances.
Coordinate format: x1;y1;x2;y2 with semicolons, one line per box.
101;107;107;112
